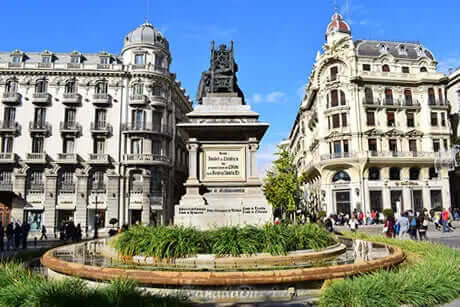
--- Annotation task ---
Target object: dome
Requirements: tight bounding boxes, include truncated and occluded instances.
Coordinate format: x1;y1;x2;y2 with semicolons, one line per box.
124;22;169;50
326;13;351;36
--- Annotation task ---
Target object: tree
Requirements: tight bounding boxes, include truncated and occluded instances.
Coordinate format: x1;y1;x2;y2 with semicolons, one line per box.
263;147;300;221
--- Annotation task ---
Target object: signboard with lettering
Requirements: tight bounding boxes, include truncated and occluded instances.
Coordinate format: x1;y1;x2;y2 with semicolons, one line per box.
202;146;245;182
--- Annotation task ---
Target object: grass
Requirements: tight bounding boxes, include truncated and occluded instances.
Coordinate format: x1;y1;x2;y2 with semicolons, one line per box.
320;232;460;307
114;224;335;259
0;262;189;307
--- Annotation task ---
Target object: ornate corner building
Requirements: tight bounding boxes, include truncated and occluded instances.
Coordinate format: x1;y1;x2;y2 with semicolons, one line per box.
0;22;193;236
289;13;455;216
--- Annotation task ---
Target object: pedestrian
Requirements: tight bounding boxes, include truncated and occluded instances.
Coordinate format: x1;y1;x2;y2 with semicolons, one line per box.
383;215;395;238
76;224;82;242
409;214;418;240
419;216;429;240
358;211;364;225
396;213;410;239
441;208;449;233
0;222;4;252
325;215;334;232
14;222;21;249
6;222;14;250
376;211;381;224
417;212;425;240
371;210;376;224
21;221;30;249
348;215;358;232
40;225;48;240
434;211;442;231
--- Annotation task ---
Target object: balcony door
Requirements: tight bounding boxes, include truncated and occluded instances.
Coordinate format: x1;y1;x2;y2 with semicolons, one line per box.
32;137;44;153
4;107;15;125
95;109;106;128
132;110;144;129
64;108;76;126
34;108;46;127
335;190;351;216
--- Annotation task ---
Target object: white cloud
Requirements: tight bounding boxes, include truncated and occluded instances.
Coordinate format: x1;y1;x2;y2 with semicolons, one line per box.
249;91;286;104
437;57;460;74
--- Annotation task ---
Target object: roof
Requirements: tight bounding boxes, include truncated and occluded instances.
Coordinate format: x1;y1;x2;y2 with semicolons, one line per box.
326;13;351;35
354;40;434;60
0;51;122;64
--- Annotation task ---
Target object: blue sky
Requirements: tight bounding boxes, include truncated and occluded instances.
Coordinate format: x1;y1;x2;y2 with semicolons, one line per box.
2;0;460;175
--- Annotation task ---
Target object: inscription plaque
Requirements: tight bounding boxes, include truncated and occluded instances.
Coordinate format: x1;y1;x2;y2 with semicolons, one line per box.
203;147;245;181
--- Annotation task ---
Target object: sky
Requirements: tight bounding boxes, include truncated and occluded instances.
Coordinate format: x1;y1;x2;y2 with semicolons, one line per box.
2;0;460;176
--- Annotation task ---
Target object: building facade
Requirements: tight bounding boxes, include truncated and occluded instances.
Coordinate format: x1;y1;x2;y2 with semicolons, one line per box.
288;13;453;217
447;68;460;209
0;22;192;237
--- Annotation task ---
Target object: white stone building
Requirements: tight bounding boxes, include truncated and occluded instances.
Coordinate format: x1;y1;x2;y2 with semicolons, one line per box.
0;22;192;237
447;68;460;209
288;13;453;217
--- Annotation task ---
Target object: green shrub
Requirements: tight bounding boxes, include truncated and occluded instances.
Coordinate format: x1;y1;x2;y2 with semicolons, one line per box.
320;233;460;307
115;223;334;258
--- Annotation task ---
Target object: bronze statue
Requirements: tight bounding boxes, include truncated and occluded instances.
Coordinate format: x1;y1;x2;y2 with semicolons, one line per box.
196;41;245;104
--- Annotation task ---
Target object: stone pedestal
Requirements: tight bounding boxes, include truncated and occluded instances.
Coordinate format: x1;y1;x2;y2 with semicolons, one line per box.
175;93;272;229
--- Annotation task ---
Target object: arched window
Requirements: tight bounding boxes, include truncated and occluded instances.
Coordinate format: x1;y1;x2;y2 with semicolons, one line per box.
364;87;373;103
368;167;380;180
409;167;420;180
5;79;18;94
385;88;393;105
389;167;401;180
95;81;108;94
132;83;143;95
420;67;427;72
35;79;47;94
329;90;346;107
332;171;351;183
429;167;438;179
404;89;413;106
382;64;390;72
428;88;435;105
65;80;77;94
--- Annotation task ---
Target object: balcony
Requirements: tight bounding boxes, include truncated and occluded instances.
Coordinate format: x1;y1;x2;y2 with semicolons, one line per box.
62;93;82;105
362;98;381;106
129;94;148;106
0;153;16;163
401;99;421;108
132;64;146;70
28;184;45;193
427;99;449;109
57;153;80;164
59;183;75;194
0;121;21;135
90;121;112;135
97;64;111;70
154;65;169;74
320;152;355;161
122;122;171;136
25;152;48;164
122;153;169;165
87;153;111;164
8;63;22;68
66;63;81;69
59;121;82;135
150;95;167;107
37;63;52;69
367;151;436;160
92;93;111;106
2;92;21;104
0;182;13;192
29;121;51;135
32;93;51;105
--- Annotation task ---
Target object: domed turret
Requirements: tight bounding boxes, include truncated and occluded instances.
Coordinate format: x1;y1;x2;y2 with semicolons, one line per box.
325;13;351;44
123;21;169;51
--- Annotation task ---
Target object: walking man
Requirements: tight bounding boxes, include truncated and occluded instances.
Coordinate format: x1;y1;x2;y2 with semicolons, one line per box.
40;225;48;240
441;208;449;233
396;212;410;239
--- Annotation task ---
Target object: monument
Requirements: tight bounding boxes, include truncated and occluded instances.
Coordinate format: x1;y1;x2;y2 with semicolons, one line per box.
174;41;273;229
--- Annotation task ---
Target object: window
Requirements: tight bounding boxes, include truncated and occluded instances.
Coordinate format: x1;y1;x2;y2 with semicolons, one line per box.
155;55;165;68
4;107;16;124
409;168;420;180
12;55;21;63
385;88;393;105
443;139;448;151
41;56;51;63
366;111;375;126
364;87;373;103
368;167;380;180
132;109;145;128
441;112;446;127
430;190;442;208
409;139;417;152
428;88;436;105
333;141;341;153
431;112;438;126
433;139;440;152
389;167;401;180
65;80;77;94
382;64;390;72
332;114;340;128
70;56;80;64
407;112;415;127
438;89;444;105
152;112;162;131
0;171;12;185
32;137;44;153
341;113;347;127
93;138;105;154
35;80;47;93
340;90;346;106
387;111;395;127
132;83;143;95
131;139;142;154
402;66;410;73
389;139;397;152
5;80;18;94
429;167;438;180
404;89;413;106
90;170;105;190
95;81;108;94
63;138;75;153
331;90;338;107
363;64;371;71
368;139;377;152
152;84;167;97
343;140;349;153
64;108;76;126
135;54;145;65
330;66;338;81
95;109;106;128
25;211;43;232
1;136;13;153
332;171;351;182
150;173;162;195
152;141;162;155
420;67;427;72
100;57;110;65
